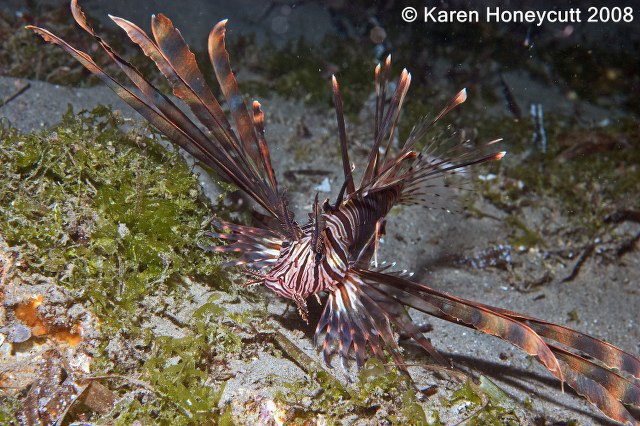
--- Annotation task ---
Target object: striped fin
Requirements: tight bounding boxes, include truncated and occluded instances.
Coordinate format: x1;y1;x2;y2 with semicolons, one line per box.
480;305;640;381
397;141;505;209
110;13;234;140
401;88;469;153
362;281;450;367
551;345;640;409
315;278;401;371
355;269;639;424
107;16;264;197
361;67;411;188
26;28;211;170
110;13;264;188
202;220;282;269
149;13;235;137
358;136;504;211
357;269;564;382
379;69;411;171
30;1;283;220
252;101;278;190
374;55;391;144
560;364;638;425
317;270;563;379
349;77;503;212
208;21;264;179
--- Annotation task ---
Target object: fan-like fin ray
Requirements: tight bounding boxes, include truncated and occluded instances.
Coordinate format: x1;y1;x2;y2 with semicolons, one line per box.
402;88;468;153
110;13;256;180
356;269;564;382
480;304;640;381
107;15;261;194
374;55;391;144
252;101;278;191
361;283;449;367
556;348;639;425
26;28;210;170
201;220;282;269
552;345;640;408
208;21;264;177
149;13;235;136
361;68;411;188
112;13;279;215
32;1;283;219
315;278;401;371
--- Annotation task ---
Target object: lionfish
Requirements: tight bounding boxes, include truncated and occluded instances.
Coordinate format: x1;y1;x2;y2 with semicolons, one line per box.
29;1;640;424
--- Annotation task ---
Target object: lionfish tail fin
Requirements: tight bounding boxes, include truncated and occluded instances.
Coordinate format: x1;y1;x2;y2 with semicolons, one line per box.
29;0;283;219
344;269;640;424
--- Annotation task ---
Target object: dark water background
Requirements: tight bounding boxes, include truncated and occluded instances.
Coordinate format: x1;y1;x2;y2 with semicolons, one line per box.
2;0;639;118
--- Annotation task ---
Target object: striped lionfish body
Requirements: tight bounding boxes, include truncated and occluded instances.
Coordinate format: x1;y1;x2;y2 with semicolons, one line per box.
30;2;640;424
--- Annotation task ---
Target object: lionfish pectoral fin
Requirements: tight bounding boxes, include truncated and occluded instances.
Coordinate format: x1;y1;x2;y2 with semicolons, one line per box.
476;303;640;382
201;221;283;269
315;276;448;376
355;269;640;425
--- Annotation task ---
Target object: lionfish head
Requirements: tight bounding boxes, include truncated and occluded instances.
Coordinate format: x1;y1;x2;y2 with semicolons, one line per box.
262;217;332;323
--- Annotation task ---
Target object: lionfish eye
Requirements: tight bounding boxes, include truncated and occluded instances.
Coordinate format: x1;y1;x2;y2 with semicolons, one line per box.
315;252;323;262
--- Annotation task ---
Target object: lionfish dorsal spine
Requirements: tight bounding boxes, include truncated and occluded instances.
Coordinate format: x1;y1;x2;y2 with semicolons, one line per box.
332;75;355;197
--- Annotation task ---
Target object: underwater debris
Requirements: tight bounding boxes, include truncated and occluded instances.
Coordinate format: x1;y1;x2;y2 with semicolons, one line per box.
498;74;522;121
556;129;624;162
456;244;513;271
0;81;30;108
13;294;82;347
530;103;547;153
17;350;117;424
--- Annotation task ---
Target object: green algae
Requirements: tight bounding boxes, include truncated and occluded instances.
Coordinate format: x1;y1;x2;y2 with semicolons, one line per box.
448;377;522;426
0;106;237;424
273;358;430;424
272;361;527;425
1;105;226;312
103;299;240;425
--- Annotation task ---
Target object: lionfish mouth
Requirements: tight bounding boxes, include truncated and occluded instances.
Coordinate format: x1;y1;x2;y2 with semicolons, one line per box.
26;2;640;424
